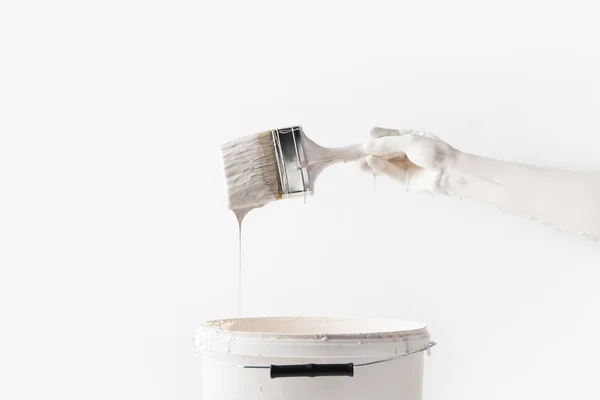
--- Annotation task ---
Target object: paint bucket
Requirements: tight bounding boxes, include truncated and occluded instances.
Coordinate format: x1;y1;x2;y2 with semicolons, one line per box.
195;317;434;400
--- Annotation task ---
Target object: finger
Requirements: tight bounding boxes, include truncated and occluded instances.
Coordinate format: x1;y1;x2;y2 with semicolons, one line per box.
366;129;404;164
417;130;441;140
363;135;416;157
369;127;401;138
365;155;407;183
397;129;418;136
360;154;411;176
393;129;442;141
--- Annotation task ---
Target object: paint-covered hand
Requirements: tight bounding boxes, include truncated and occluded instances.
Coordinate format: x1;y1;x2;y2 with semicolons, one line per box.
360;127;459;194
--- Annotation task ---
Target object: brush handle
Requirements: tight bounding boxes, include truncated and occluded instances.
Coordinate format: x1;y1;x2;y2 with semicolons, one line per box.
300;134;367;185
307;143;366;166
301;132;366;166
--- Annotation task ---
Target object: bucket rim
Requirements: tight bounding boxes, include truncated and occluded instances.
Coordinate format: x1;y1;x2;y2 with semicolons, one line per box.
198;316;428;340
196;316;431;359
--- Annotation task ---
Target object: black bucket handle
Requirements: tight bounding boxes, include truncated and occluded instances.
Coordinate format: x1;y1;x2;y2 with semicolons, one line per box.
270;363;354;379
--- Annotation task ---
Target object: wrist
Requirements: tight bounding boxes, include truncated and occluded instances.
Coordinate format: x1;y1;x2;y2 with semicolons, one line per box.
438;149;468;196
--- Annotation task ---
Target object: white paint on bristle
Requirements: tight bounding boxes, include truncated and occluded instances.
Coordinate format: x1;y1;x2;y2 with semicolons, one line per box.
220;131;281;223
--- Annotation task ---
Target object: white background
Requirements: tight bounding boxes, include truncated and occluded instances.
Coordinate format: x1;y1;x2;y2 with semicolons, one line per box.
2;1;600;399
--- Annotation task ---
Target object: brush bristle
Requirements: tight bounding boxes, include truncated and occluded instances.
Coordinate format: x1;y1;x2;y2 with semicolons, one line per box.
220;131;282;211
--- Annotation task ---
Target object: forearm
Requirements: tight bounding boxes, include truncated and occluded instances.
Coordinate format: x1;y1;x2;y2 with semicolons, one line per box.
444;152;600;237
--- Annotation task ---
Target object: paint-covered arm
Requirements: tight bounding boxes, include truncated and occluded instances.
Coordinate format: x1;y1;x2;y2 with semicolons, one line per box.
446;152;600;237
362;128;600;238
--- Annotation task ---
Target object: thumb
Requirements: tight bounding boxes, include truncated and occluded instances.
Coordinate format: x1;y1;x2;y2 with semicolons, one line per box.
369;127;401;138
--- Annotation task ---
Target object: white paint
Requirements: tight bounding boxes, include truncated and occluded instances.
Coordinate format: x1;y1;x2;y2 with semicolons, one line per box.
196;317;431;400
364;128;600;239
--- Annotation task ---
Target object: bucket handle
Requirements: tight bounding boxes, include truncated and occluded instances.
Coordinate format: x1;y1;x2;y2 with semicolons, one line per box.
206;341;436;379
271;363;353;378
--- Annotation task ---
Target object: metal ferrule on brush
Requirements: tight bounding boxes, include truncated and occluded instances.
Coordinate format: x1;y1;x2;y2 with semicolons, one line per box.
271;126;313;199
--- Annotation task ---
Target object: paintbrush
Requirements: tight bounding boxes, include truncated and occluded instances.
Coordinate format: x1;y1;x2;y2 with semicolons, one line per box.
220;126;365;220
